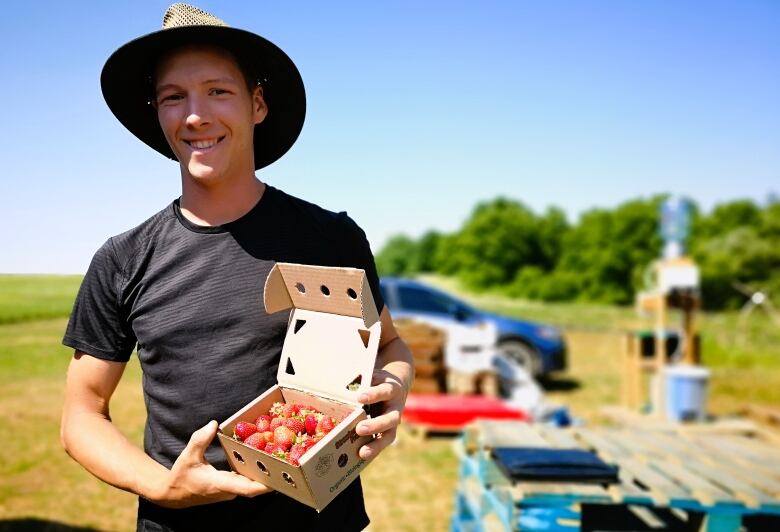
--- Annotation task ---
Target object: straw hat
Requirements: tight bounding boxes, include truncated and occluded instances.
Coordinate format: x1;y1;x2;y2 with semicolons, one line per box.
101;3;306;170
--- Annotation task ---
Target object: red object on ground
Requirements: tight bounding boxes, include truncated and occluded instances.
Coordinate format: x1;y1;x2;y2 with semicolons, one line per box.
402;394;529;429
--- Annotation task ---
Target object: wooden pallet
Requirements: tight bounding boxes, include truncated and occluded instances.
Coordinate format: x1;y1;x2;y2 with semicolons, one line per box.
396;319;448;393
454;420;780;531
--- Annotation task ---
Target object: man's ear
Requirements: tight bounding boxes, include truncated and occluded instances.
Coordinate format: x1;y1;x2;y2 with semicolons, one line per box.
252;85;268;125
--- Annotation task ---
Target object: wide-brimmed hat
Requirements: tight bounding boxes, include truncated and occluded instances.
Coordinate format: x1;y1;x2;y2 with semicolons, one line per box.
101;3;306;170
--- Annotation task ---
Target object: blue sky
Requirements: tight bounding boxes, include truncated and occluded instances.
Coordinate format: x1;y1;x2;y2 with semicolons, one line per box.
1;1;778;273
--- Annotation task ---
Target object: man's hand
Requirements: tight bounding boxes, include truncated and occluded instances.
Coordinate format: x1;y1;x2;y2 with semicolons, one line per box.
353;306;414;461
153;420;273;508
355;366;408;460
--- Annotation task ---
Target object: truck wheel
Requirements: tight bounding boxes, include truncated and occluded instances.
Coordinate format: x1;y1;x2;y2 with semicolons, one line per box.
498;340;541;377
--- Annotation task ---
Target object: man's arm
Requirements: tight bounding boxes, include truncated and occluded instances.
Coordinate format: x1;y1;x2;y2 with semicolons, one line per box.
61;351;272;508
355;306;414;459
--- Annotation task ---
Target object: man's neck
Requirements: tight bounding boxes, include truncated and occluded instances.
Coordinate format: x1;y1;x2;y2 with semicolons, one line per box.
179;174;266;227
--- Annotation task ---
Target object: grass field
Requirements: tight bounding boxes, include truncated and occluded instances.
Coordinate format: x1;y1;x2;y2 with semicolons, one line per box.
0;274;778;530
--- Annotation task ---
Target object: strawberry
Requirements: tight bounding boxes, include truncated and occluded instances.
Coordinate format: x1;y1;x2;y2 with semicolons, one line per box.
243;432;264;450
283;403;301;417
288;443;306;466
285;418;305;435
262;431;274;444
270;416;287;431
254;415;272;432
317;416;335;435
274;426;296;450
301;438;317;451
234;421;258;441
305;414;318;436
263;442;283;455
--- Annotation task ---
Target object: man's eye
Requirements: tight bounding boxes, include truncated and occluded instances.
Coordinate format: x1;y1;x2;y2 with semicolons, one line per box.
210;88;230;96
158;94;183;104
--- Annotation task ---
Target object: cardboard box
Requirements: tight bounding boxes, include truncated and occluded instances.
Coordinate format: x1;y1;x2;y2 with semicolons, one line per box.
217;262;381;511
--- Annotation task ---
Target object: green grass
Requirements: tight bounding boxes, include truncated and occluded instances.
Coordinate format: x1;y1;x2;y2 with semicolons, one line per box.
0;275;82;324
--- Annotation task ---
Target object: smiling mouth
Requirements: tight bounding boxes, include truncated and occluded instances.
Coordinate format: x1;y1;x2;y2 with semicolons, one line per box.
184;136;225;150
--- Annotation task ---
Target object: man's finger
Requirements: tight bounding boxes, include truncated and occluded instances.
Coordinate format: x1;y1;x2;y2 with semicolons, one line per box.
358;427;397;460
213;470;274;498
182;420;218;461
358;382;396;405
356;408;400;437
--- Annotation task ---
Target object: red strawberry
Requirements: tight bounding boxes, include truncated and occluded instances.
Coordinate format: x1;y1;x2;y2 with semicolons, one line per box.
270;416;286;431
234;421;258;441
254;415;272;432
288;443;306;466
285;418;305;435
301;438;317;451
243;432;264;449
262;431;274;444
305;414;318;436
263;442;282;454
274;426;296;450
283;403;301;417
317;416;335;435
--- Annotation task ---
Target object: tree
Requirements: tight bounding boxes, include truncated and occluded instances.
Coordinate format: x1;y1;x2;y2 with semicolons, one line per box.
555;197;664;304
374;234;419;276
415;230;442;272
448;198;544;289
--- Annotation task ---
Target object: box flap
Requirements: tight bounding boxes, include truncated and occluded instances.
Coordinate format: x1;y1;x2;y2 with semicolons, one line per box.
265;263;382;403
264;263;380;328
278;308;381;403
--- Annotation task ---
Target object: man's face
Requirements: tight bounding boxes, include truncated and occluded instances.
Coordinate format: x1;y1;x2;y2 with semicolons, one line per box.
154;45;267;183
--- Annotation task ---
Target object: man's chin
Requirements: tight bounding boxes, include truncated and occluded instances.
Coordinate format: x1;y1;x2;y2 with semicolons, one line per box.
183;162;221;183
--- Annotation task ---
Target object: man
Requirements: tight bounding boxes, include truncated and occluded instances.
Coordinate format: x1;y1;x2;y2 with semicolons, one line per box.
60;4;413;531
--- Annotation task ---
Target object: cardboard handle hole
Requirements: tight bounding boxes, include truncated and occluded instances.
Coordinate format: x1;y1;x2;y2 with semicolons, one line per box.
233;450;245;464
295;282;306;294
282;472;296;487
338;453;348;468
347;288;357;300
320;285;331;296
256;460;270;475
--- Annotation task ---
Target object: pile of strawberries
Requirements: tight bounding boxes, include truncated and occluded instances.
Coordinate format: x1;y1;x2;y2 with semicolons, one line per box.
233;402;340;466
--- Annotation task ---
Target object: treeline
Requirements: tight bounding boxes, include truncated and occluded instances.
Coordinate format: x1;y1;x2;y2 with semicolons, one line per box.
375;195;780;310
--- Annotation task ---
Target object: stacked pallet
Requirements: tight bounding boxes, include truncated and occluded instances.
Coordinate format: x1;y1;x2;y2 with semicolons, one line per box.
452;420;780;531
394;318;447;394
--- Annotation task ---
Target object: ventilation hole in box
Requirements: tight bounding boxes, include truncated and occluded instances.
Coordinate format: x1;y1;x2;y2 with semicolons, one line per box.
346;374;362;391
320;285;330;296
233;450;245;464
338;453;348;468
358;329;371;348
347;288;357;300
286;358;296;375
295;282;306;294
293;319;306;334
282;472;296;487
256;460;269;475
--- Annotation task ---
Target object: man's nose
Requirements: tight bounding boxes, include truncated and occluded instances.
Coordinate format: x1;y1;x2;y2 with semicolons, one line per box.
184;95;210;127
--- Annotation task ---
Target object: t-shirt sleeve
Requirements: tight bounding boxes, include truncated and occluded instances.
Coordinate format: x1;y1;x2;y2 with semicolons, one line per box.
62;238;137;362
335;212;385;314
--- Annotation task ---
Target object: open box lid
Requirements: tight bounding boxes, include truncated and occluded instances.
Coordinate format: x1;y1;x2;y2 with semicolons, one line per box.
265;263;382;404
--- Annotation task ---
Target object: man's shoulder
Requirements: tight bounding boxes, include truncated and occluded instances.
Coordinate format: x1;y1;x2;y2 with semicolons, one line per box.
105;202;177;264
269;186;360;234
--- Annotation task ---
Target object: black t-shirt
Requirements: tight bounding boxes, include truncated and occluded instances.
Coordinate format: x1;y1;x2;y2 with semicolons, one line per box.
63;185;383;531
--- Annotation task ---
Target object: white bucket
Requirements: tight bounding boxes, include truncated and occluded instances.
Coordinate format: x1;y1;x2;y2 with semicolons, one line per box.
664;365;709;422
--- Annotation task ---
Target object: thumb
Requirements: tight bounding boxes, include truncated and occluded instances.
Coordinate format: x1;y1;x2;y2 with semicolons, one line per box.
183;420;218;462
